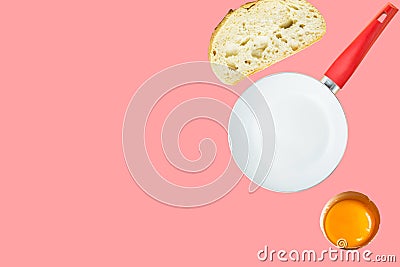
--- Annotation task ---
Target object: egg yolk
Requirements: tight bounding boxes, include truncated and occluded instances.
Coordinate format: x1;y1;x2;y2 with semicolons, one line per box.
323;199;376;249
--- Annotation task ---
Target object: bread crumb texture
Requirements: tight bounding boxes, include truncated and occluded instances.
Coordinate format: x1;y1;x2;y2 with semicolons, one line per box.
209;0;326;84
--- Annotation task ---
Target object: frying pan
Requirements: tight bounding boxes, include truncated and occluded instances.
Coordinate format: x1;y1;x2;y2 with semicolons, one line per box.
228;3;398;192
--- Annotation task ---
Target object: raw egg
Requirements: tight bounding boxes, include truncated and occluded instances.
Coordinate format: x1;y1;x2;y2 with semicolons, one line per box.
320;191;380;249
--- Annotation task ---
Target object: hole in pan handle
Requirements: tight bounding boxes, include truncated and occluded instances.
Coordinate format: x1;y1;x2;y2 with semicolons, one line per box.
324;3;398;91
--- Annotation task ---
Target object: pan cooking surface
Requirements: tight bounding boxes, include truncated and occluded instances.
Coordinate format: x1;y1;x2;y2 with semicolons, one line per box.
229;72;348;192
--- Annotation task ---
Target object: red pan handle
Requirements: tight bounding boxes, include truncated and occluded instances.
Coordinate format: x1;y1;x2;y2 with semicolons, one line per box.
325;3;398;89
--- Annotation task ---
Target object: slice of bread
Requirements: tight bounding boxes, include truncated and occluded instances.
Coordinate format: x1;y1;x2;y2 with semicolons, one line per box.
209;0;326;84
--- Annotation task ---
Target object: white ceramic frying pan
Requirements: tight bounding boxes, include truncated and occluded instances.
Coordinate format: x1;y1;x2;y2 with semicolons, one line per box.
229;3;398;192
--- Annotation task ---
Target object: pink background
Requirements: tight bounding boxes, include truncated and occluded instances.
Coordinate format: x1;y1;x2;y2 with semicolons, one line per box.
1;0;400;266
